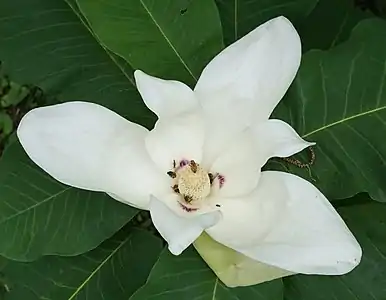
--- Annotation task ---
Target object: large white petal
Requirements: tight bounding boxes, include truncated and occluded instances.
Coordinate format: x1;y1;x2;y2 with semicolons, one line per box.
208;130;261;198
195;16;301;122
207;171;362;275
200;103;252;167
252;119;315;166
150;196;221;255
17;102;168;209
134;70;198;118
194;233;293;287
145;112;205;172
206;174;286;247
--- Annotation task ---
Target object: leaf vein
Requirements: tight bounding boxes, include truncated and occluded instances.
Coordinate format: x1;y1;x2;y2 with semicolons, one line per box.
139;0;197;81
302;105;386;138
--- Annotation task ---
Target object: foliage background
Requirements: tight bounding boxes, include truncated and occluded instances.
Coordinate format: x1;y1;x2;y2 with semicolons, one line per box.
1;0;386;299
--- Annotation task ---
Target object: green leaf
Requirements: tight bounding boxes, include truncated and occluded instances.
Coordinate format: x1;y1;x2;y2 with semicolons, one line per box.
0;112;13;137
131;247;283;300
299;0;373;51
283;194;386;300
0;0;152;125
268;18;386;202
0;82;30;108
0;141;138;261
0;0;155;260
76;0;224;86
215;0;318;46
0;229;163;300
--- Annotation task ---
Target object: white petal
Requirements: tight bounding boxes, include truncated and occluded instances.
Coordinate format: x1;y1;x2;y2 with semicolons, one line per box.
106;138;170;208
206;174;286;248
253;119;314;165
134;70;198;118
145;112;204;171
194;233;293;287
207;171;362;275
200;103;252;167
195;16;301;122
150;196;221;255
209;130;261;198
17;102;168;209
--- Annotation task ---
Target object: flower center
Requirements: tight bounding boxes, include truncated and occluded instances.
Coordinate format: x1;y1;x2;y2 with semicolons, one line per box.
177;160;211;202
167;159;221;211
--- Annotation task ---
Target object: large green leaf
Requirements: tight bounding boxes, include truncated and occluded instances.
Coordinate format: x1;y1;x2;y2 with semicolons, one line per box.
268;18;386;202
0;141;138;261
283;195;386;300
76;0;224;86
215;0;318;46
0;0;151;125
0;229;163;300
130;247;283;300
0;0;152;260
299;0;372;51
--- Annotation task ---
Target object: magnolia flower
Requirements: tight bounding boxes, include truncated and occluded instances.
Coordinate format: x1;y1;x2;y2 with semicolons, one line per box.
18;16;361;286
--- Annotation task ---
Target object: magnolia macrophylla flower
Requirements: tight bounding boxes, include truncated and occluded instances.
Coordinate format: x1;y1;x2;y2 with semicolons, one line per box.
18;16;361;286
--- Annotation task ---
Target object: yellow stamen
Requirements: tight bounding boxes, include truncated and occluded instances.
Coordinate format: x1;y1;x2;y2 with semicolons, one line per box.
177;161;211;203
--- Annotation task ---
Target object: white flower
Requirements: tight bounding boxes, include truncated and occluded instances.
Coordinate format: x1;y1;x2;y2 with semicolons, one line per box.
18;16;361;281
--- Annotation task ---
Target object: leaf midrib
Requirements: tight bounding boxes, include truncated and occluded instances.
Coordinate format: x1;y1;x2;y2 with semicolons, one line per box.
67;235;131;300
65;0;135;86
69;0;198;85
211;278;218;300
0;187;72;225
139;0;197;82
302;105;386;138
